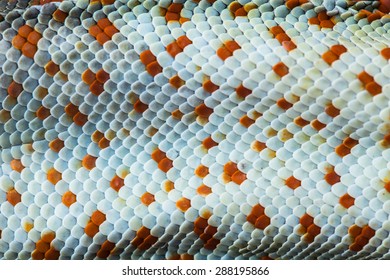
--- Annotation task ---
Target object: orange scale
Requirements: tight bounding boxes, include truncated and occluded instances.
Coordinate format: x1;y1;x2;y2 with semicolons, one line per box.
18;25;34;38
176;197;191;212
49;138;64;153
165;12;180;22
177;35;192;49
307;224;321;236
229;2;242;14
151;149;166;163
97;18;112;30
202;136;218;150
270;26;284;36
246;214;258;225
82;69;96;85
101;0;115;4
146;61;162;76
82;154;97;170
27;30;42;45
224;40;240;53
96;69;110;83
98;137;110;149
7;189;21;206
361;226;375;239
41;232;56;243
320;20;335;28
199;233;212;241
32;250;45;260
53;9;68;22
110;175;124;192
381;47;390;59
65;103;79;117
35;240;50;253
203;80;219;93
96;33;110;45
205;225;218;236
384;181;390;193
101;240;116;252
164;180;174;192
45;61;60;77
282;40;297;52
167;41;182;58
195;104;213;118
335;143;351;157
317;11;329;21
90;80;105;96
131;236;143;247
286;0;300;9
8;81;23;99
10;159;24;172
167;3;183;13
240;115;255;128
197;184;212;196
275;33;291;44
180;254;193;260
300;213;313;228
254;215;270;230
358;71;374;85
322;51;339;65
251;140;266;152
45;248;60;260
12;34;26;50
85;222;99;237
158;158;173;173
169;75;185;89
204;238;220;250
137;226;150;239
308;17;320;25
355;235;369;247
285;176;301;189
224;161;238;176
251;204;265;217
91;210;106;226
47;168;62;185
134;99;148;113
325;103;340;117
367;13;381;22
324;170;340;185
277;98;293;110
194;217;208;230
330;45;347;56
73;112;88;126
216;46;232;61
104;25;118;38
231;170;246;185
343;137;358;149
195;165;209;178
171;109;184;120
234;7;247;17
272;62;289;77
62;191;77;207
21;42;37;58
89;25;102;37
349;243;363;252
366;82;382;96
141;192;155;206
236;84;252;98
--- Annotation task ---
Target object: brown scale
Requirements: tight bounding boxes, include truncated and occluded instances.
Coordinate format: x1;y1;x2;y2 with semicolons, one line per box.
164;3;189;24
53;9;68;22
167;253;194;260
246;204;270;230
36;106;51;120
223;161;247;185
325;103;340;117
45;61;60;77
85;210;106;238
0;109;11;124
269;26;297;52
49;138;64;153
339;193;355;209
131;226;158;250
97;240;116;259
217;40;241;61
324;166;340;185
228;1;257;18
299;213;321;243
140;50;162;77
7;189;21;206
91;0;116;5
311;119;326;131
194;217;220;250
236;84;252;98
92;130;110;149
141;192;155;206
357;9;388;23
294;116;310;127
64;103;88;126
357;71;382;96
195;103;213;121
202;136;218;150
82;68;109;96
7;81;23;98
285;0;309;9
32;231;60;260
169;75;185;89
203;78;219;93
348;224;376;251
285;175;301;190
322;44;347;65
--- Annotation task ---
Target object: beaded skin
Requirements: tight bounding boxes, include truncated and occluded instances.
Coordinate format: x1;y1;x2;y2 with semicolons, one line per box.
0;0;389;260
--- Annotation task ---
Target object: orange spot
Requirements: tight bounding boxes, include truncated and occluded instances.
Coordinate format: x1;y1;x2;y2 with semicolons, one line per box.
366;82;382;96
73;112;88;126
134;99;148;113
231;170;246;185
85;222;99;237
167;41;182;58
195;165;209;178
251;140;266;152
381;47;390;59
224;40;240;53
311;119;326;130
275;33;291;44
7;189;21;206
12;34;26;50
324;169;340;185
45;248;60;260
339;193;355;208
172;109;184;120
273;62;289;77
164;180;174;192
322;51;339;65
203;80;219;93
176;197;191;212
10;159;24;172
335;144;351;157
62;191;77;207
36;240;50;253
330;45;347;56
141;192;155;206
202;136;218;150
91;210;106;226
195;104;213;118
49;138;64;153
97;18;111;30
89;25;102;37
282;40;297;52
358;71;374;85
158;158;173;173
236;84;252;98
53;9;68;22
45;61;60;77
285;176;301;189
169;75;185;89
99;137;110;149
65;103;79;117
27;30;42;45
294;116;310;127
82;154;97;170
343;137;358;149
104;25;118;38
140;50;156;66
197;184;212;196
286;0;300;9
47;168;62;185
110;175;124;192
361;225;375;239
255;215;270;230
19;25;33;38
384;181;390;193
177;35;192;49
240;115;255;128
151;149;166;163
21;42;37;58
96;69;110;83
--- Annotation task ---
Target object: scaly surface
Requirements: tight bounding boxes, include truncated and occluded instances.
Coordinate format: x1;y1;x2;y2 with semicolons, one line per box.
0;0;389;260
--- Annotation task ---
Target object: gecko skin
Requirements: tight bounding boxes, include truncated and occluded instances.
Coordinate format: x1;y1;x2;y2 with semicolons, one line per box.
0;0;389;260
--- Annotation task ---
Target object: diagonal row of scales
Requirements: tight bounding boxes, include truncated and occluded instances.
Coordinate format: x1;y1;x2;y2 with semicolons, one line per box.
0;0;389;259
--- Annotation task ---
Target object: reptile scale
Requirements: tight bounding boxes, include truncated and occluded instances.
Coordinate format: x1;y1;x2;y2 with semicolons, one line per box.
0;0;389;260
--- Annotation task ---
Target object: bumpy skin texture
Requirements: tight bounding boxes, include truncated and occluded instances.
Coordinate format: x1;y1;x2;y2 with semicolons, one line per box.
0;0;389;260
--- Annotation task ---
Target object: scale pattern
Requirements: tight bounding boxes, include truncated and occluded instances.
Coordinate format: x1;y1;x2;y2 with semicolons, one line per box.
0;0;390;260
